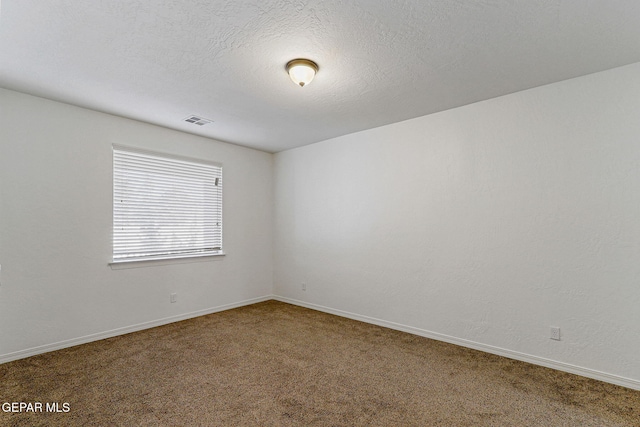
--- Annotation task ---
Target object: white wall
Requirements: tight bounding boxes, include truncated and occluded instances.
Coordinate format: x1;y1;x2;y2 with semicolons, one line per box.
3;62;640;389
0;88;273;360
273;63;640;387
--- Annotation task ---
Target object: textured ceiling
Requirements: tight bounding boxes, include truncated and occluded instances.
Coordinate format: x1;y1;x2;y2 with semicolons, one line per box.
1;1;640;152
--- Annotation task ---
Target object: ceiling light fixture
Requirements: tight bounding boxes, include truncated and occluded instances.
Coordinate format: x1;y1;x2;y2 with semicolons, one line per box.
286;59;318;87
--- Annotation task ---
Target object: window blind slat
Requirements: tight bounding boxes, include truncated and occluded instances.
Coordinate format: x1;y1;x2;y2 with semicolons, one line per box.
114;174;220;189
113;234;221;242
113;199;222;209
113;147;223;261
114;208;220;216
113;153;221;173
113;234;221;243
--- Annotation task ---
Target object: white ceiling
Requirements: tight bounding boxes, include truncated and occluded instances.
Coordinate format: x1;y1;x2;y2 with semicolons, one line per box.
1;1;640;153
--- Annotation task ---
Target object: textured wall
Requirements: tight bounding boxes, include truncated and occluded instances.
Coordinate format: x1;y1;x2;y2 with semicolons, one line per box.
273;63;640;385
0;89;273;359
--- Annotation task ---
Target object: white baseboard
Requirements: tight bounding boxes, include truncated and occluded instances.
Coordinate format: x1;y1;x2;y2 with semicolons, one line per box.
0;295;273;365
273;296;640;391
4;294;638;391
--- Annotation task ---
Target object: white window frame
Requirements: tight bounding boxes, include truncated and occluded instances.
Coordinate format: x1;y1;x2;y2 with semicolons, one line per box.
112;145;223;264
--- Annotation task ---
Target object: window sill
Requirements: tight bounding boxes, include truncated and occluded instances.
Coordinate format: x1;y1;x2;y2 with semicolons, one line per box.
109;252;225;269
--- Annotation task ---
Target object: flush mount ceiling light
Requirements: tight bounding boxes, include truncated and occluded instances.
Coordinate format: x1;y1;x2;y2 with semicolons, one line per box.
286;59;318;87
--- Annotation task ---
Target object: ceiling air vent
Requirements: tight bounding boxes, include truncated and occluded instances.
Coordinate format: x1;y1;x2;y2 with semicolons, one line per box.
184;115;213;126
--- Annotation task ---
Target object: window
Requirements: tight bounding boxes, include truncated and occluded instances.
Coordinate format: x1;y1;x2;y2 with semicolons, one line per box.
112;146;223;263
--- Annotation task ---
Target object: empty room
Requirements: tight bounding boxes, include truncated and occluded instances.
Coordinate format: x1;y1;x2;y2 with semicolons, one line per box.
1;1;640;425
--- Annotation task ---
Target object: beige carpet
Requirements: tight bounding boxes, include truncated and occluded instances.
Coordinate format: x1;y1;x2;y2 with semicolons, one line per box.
1;300;638;426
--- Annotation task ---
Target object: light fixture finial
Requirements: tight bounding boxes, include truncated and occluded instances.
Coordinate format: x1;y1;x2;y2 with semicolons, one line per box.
286;59;318;87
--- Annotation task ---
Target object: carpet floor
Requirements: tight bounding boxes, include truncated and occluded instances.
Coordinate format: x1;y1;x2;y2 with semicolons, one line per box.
1;300;638;426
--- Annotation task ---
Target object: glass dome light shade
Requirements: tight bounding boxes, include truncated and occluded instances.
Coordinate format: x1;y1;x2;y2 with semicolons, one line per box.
286;59;318;87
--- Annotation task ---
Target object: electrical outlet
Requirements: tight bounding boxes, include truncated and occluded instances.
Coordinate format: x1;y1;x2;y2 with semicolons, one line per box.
301;283;306;291
550;326;561;341
170;293;177;303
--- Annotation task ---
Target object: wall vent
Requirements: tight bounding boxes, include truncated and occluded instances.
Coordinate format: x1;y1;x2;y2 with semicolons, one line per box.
184;115;213;126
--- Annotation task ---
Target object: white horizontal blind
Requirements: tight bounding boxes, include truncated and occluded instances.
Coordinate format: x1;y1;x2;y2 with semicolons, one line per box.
113;147;222;262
